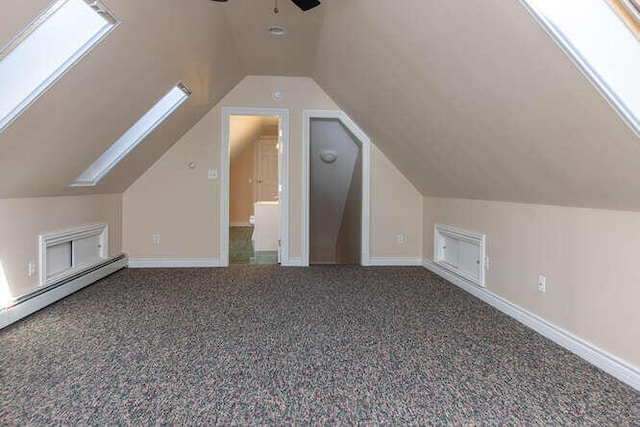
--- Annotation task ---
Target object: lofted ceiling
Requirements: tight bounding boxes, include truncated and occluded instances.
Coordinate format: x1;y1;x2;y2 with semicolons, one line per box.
313;0;640;211
220;0;327;76
2;0;640;212
0;0;246;197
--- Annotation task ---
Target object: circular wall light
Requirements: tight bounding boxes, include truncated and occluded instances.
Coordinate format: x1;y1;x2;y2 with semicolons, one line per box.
320;150;338;164
269;26;287;36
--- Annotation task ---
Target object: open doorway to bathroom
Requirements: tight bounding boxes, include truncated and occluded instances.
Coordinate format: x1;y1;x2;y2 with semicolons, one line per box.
228;115;280;265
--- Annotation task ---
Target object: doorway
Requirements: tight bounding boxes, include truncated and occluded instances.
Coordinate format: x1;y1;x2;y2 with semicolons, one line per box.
302;110;371;266
221;108;290;266
308;118;362;264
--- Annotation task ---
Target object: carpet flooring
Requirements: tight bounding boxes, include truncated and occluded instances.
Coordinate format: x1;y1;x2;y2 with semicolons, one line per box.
1;266;638;424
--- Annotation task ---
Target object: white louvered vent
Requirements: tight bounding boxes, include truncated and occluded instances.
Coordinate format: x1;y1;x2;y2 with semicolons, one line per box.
434;224;486;287
39;224;108;287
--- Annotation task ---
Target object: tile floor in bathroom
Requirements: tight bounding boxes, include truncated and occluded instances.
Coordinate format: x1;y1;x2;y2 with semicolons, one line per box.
229;226;278;265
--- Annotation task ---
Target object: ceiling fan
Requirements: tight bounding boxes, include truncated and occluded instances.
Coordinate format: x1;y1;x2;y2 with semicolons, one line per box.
210;0;321;12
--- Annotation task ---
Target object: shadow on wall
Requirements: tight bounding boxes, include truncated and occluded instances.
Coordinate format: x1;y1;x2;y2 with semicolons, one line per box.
310;118;362;265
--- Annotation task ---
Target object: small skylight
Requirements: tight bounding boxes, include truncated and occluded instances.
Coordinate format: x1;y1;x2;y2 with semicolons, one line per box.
0;0;118;132
71;83;192;186
520;0;640;138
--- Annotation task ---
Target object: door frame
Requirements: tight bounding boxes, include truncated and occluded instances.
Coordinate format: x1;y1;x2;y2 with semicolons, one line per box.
221;107;290;266
302;109;371;266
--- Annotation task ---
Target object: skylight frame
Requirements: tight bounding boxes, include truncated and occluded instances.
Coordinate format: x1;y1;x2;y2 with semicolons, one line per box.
605;0;640;42
71;82;192;187
0;0;119;132
519;0;640;139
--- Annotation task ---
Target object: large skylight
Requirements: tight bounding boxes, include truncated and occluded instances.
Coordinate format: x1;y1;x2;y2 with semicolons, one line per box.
0;0;118;132
71;83;192;186
520;0;640;138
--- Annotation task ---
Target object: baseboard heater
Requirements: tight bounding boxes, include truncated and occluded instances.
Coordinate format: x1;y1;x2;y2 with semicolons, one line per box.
0;254;127;329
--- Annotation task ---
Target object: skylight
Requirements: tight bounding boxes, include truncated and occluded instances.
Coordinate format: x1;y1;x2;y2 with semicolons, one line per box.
0;0;118;132
71;83;192;186
520;0;640;138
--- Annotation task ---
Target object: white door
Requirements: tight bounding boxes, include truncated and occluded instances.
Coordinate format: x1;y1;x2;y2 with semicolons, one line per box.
256;137;279;202
254;132;281;262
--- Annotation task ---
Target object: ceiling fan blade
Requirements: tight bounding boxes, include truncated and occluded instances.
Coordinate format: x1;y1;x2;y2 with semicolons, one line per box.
290;0;321;11
210;0;321;12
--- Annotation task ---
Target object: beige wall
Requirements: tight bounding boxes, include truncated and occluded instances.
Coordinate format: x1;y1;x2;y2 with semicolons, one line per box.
0;194;122;299
230;142;255;225
123;76;423;261
371;145;423;259
423;196;640;367
123;108;220;259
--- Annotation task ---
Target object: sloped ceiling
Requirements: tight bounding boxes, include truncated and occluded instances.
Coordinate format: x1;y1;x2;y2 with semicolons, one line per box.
313;0;640;211
0;0;245;197
229;115;278;162
222;0;326;76
4;0;640;212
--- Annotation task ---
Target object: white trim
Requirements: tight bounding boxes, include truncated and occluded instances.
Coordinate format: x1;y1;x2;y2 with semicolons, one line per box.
39;223;109;287
422;258;640;392
0;255;126;329
302;109;371;267
367;257;423;266
221;107;290;267
285;257;304;267
127;258;225;268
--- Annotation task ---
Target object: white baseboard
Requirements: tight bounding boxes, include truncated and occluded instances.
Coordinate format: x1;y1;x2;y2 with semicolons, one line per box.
422;259;640;392
368;257;423;266
128;258;225;268
0;255;127;330
230;222;252;227
284;257;304;267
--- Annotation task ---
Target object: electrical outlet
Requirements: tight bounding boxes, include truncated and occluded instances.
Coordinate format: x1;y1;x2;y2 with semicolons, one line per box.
208;169;218;180
153;234;161;245
538;275;546;293
28;261;37;277
396;233;405;244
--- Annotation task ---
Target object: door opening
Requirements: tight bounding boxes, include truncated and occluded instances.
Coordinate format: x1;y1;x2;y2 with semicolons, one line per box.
309;118;362;265
228;114;280;265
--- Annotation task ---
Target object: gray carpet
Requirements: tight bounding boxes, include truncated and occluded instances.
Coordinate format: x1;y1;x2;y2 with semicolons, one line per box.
1;266;638;425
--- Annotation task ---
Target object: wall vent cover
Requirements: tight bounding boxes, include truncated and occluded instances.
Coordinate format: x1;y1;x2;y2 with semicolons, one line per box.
39;224;108;287
434;224;486;287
